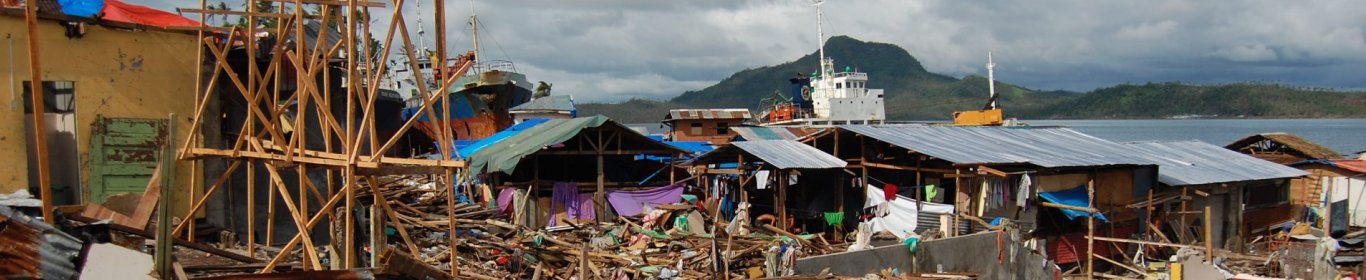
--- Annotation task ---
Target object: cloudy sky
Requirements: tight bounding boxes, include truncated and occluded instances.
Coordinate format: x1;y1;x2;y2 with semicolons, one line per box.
147;0;1366;102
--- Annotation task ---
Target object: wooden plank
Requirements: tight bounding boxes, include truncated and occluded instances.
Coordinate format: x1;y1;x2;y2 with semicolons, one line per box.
261;0;386;8
354;165;447;176
66;214;262;263
127;160;163;230
1040;202;1099;214
175;8;321;18
23;0;53;221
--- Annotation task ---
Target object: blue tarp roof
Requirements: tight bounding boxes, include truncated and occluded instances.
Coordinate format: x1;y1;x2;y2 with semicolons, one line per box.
1037;186;1108;222
445;118;549;158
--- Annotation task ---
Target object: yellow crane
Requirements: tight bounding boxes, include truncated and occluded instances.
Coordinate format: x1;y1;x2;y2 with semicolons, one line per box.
953;52;1005;126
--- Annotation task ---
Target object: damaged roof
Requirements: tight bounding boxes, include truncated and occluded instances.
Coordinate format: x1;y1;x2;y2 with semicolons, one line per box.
689;140;846;169
1226;132;1343;160
839;125;1153;168
466;115;687;174
1125;140;1309;186
730;126;800;141
664;108;752;121
510;95;576;113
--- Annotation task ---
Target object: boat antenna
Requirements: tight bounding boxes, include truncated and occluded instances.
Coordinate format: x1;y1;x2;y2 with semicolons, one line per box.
415;0;428;54
470;0;480;71
812;0;827;74
987;51;997;109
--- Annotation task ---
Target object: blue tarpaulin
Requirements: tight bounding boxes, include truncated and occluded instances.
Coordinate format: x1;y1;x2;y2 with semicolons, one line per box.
60;0;105;17
1038;186;1108;222
445;118;550;158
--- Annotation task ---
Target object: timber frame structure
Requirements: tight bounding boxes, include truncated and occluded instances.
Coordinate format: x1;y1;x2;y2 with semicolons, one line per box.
170;0;471;276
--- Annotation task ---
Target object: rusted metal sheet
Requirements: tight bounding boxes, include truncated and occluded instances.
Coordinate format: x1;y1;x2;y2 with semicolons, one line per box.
88;117;166;204
0;206;83;280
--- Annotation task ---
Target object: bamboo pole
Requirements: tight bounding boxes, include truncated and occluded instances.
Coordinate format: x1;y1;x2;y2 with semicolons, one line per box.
1086;171;1095;279
22;0;53;221
153;114;177;278
248;159;257;256
1205;206;1213;263
447;169;459;277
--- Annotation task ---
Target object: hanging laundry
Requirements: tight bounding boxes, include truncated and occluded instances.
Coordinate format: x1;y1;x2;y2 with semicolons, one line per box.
884;183;897;201
1017;174;1032;208
755;170;771;190
924;184;938;201
496;187;518;214
823;212;845;226
549;182;595;227
605;184;684;217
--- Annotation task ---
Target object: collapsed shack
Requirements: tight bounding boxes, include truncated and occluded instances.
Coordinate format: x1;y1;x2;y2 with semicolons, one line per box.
1122;140;1308;250
802;125;1160;278
464;115;691;228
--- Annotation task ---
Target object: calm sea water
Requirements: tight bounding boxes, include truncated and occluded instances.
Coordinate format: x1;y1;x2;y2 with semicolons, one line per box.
1026;119;1366;155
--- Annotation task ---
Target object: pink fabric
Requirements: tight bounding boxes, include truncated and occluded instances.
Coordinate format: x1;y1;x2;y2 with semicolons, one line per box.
496;187;517;214
549;182;595;226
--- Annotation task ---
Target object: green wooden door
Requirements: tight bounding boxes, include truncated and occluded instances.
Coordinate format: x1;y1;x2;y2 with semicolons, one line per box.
88;117;166;204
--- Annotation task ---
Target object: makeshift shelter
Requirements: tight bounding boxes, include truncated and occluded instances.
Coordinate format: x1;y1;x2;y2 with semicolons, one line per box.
1290;159;1366;229
465;115;690;227
1124;140;1308;246
803;125;1158;276
687;139;847;232
1227;132;1343;164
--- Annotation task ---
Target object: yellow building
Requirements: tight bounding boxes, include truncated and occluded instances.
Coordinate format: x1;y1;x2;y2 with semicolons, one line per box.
0;10;201;217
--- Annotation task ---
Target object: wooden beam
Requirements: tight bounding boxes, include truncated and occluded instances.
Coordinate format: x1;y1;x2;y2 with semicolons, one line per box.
176;8;322;18
977;165;1009;177
537;149;681;156
857;162;956;173
1040;202;1099;213
261;0;387;8
355;165;449;175
1088;236;1195;249
23;0;53;221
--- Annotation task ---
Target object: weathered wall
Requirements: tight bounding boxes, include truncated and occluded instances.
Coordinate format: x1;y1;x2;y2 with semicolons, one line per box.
795;231;1059;278
0;15;200;216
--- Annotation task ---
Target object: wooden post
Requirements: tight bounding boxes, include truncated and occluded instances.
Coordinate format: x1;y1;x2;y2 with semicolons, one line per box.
22;0;53;221
298;163;309;270
344;166;356;268
777;169;788;230
446;168;459;277
1180;188;1189;242
1205;206;1213;263
1086;171;1096;279
738;153;747;203
953;169;962;237
247;159;256;256
154;114;177;278
1146;189;1153;253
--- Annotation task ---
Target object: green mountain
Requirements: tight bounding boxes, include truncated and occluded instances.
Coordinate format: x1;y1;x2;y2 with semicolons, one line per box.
581;36;1366;123
1044;82;1366;119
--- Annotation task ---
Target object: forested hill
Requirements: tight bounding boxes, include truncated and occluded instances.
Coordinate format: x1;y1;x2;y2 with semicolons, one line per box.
580;36;1366;123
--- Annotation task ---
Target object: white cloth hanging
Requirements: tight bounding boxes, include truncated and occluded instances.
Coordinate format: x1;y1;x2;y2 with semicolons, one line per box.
755;170;771;190
1017;174;1032;207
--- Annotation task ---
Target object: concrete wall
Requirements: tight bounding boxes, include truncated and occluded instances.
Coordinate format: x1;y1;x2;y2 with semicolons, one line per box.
796;231;1059;278
1;15;200;216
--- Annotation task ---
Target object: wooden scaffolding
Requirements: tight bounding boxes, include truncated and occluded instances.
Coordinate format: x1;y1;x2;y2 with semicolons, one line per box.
169;0;471;275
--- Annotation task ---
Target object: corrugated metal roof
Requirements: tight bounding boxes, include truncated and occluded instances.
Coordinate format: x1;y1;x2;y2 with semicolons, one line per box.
1125;140;1309;186
665;108;752;121
731;126;799;141
467;116;687;174
840;125;1153;168
510;95;576;113
730;140;847;169
1331;159;1366;173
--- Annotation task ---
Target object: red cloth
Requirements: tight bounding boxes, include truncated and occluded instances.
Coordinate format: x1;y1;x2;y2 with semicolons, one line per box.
100;0;201;28
883;183;896;201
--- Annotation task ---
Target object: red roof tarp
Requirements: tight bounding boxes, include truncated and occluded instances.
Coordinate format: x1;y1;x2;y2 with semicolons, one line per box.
99;0;198;28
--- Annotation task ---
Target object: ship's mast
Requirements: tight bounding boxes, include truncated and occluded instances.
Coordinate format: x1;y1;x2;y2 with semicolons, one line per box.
470;0;480;70
987;51;997;109
813;0;831;76
415;0;428;54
